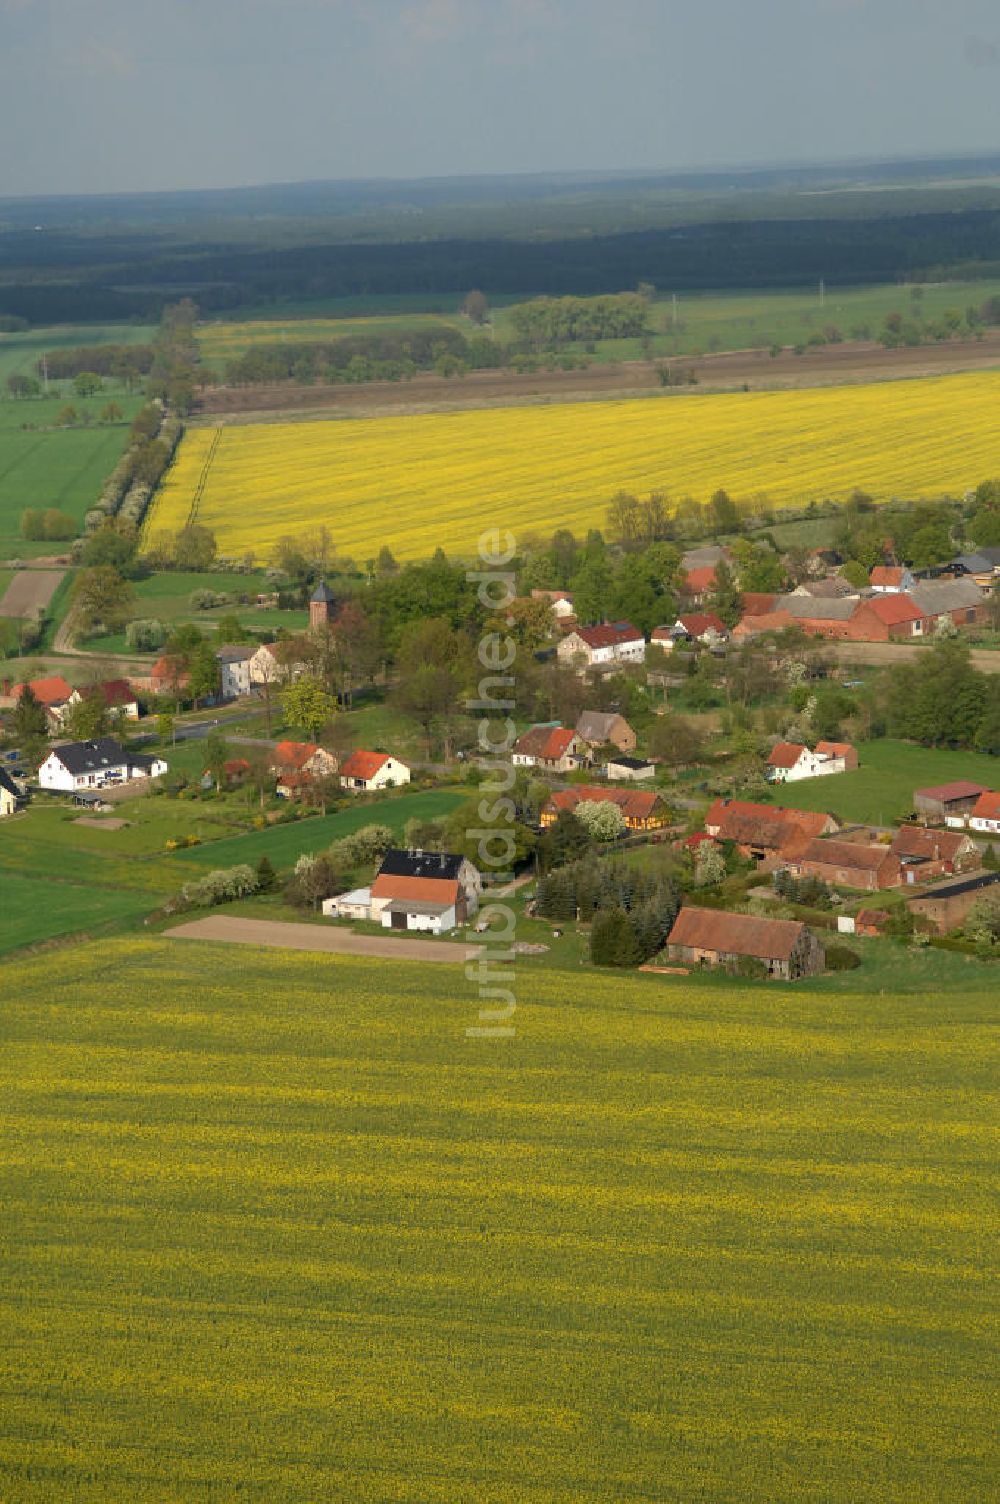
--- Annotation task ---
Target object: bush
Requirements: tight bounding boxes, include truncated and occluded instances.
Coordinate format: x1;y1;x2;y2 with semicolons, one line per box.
179;864;259;907
825;944;861;972
125;618;166;651
284;853;340;909
329;823;395;869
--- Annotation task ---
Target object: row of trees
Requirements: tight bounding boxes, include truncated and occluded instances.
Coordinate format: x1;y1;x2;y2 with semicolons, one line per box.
507;293;650;347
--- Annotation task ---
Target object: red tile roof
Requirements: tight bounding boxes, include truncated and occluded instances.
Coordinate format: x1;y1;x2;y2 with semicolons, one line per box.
371;873;459;905
870;565;904;587
150;655;191;689
815;740;854;759
891;826;970;861
13;675;72;707
797;838;897;873
915;781;986;803
513;725;578;761
574;621;643;650
684;566;716;593
767;741;807;770
340;749;394;781
545;785;665;824
668;906;808;962
677;612;726;637
274;739;319;771
733;609;797;638
89;678;136;707
739;592;778;616
705;799;833;840
972;790;1000;822
861;594;924;626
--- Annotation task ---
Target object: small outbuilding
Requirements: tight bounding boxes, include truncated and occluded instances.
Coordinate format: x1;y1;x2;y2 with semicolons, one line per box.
666;906;824;980
912;781;987;826
605;755;655;783
907;870;1000;934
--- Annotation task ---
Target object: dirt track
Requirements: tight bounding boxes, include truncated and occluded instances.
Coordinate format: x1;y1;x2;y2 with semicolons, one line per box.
0;569;64;618
828;641;1000;674
196;333;1000;423
167;914;482;961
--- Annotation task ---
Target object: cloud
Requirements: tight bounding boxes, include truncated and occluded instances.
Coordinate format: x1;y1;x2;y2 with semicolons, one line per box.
963;34;1000;68
69;38;136;76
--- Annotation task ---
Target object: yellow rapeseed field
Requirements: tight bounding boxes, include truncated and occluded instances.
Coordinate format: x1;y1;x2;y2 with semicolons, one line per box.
1;937;997;1501
149;371;1000;561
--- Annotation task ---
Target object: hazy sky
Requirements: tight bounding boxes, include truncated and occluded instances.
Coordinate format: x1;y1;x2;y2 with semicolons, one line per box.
3;0;1000;197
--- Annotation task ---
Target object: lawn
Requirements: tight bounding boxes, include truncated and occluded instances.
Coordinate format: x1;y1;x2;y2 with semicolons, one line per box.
179;786;465;869
149;371;1000;562
769;738;1000;826
0;395;144;554
79;569;310;653
0;936;996;1501
0;870;159;954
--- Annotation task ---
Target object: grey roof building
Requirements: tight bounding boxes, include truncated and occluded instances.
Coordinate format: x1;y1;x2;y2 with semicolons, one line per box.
773;594;859;621
908;577;983;616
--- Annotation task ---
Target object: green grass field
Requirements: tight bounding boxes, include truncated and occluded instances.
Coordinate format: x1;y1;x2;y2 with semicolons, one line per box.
1;870;157;953
198;280;1000;372
0;787;465;953
0;937;996;1501
0;323;154;392
489;279;1000;362
179;786;464;869
0;395;143;555
79;569;309;654
768;738;1000;827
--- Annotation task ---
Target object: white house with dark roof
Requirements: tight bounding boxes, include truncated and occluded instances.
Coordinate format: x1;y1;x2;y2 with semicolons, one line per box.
0;766;22;817
39;737;167;793
216;645;255;699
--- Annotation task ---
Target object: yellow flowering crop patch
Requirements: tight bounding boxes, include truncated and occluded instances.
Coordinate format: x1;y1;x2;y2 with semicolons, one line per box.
1;937;997;1501
149;371;1000;561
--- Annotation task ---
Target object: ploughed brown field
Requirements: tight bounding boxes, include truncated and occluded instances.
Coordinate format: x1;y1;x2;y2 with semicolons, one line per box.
197;332;1000;422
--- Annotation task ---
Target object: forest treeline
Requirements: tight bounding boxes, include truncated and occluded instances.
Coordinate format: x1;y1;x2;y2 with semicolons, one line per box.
7;208;1000;323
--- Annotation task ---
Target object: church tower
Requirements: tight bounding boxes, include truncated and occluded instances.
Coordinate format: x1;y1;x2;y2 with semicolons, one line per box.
309;579;335;631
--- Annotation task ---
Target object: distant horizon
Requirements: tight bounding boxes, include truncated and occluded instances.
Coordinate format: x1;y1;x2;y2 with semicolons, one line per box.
4;0;1000;199
4;146;1000;208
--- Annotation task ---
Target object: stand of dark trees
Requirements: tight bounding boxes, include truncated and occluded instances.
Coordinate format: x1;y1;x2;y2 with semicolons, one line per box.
8;209;1000;323
223;327;486;385
39;344;154;380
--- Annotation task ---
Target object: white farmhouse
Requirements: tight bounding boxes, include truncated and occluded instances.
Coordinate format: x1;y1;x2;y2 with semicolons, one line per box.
969;790;1000;835
557;621;645;671
339;749;411;793
39;737;167;793
216;645;254;699
766;740;857;784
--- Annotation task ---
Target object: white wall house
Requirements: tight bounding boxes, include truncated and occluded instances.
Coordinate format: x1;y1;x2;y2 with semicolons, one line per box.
216;646;254;699
766;742;852;783
39;738;167;793
969;791;1000;835
63;680;140;723
339;750;411;793
322;851;481;935
557;621;645;670
0;768;20;818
